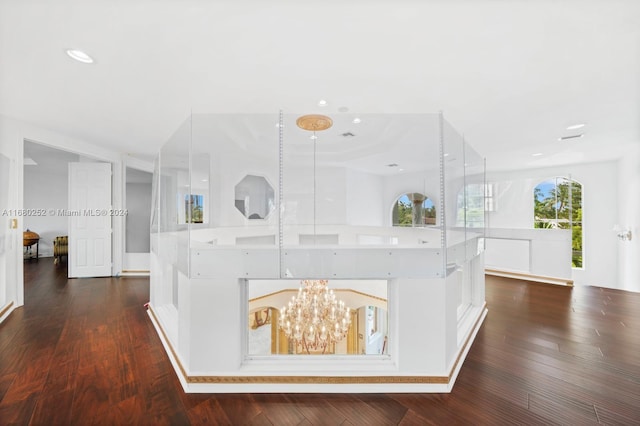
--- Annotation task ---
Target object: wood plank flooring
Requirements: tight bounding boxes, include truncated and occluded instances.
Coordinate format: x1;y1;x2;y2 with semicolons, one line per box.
1;261;639;425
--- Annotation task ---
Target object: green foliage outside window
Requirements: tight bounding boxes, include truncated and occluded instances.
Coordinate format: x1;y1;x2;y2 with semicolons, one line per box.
392;194;436;227
394;200;413;226
534;178;582;268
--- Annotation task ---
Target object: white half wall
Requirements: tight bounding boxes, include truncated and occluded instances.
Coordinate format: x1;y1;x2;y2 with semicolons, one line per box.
487;160;619;289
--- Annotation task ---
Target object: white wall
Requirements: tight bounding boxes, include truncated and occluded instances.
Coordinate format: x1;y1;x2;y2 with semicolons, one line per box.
23;166;76;257
346;169;384;226
284;166;348;226
616;145;640;292
0;115;25;313
0;153;9;308
487;160;619;289
0;148;17;314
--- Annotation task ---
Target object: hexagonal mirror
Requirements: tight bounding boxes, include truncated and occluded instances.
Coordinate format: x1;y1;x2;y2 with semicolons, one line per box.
234;175;275;220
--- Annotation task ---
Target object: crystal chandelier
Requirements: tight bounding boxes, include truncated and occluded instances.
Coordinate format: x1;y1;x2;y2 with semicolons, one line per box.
279;280;351;354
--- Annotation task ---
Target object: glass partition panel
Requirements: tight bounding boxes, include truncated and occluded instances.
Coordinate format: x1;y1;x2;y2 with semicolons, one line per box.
189;113;280;279
188;153;210;227
159;119;191;276
154;113;482;282
442;117;466;275
280;113;443;279
463;139;486;258
442;116;486;320
157;117;191;310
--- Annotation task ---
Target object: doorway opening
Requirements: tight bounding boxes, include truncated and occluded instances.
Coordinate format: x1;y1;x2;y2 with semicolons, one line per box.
123;167;152;274
22;140;113;278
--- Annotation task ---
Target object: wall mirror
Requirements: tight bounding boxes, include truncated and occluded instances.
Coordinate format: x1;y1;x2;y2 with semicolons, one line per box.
234;175;275;220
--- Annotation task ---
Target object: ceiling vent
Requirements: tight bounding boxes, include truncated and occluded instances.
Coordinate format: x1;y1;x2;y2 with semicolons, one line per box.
340;132;355;137
559;134;584;141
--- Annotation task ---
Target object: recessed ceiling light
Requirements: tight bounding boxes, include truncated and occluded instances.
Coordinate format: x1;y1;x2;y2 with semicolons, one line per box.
66;49;94;64
398;168;405;172
566;123;585;130
532;153;543;157
310;135;318;140
352;117;361;124
443;153;450;157
317;99;328;107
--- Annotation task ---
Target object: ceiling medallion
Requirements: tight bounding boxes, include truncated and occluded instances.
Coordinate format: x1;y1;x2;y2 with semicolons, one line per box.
296;114;333;132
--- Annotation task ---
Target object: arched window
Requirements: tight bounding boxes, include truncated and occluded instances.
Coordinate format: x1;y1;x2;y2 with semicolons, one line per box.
392;193;436;227
534;177;583;268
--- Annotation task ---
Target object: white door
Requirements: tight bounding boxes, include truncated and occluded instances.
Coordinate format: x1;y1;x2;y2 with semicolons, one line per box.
68;162;112;278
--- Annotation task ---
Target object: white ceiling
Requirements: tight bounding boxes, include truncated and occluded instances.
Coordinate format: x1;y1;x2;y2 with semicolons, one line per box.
2;0;639;172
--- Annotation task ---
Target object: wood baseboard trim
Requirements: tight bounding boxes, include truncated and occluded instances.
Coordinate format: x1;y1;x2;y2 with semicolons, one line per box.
485;268;573;286
119;270;150;277
148;306;190;381
0;302;15;320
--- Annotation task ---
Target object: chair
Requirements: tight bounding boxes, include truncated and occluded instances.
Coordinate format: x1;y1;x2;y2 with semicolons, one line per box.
53;236;68;265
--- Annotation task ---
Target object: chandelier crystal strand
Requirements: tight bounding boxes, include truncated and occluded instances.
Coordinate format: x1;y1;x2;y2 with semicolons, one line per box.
279;280;351;353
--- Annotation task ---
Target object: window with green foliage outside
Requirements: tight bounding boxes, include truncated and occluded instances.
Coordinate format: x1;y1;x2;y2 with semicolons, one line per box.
533;178;582;268
392;193;436;227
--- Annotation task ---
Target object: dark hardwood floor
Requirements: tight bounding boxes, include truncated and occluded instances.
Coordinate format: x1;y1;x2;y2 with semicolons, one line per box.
1;261;639;425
